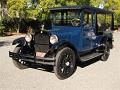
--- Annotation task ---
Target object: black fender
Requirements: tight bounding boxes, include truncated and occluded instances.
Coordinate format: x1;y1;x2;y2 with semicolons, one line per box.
12;37;26;46
49;41;79;58
100;35;113;49
51;41;76;51
103;31;113;49
107;37;113;49
100;36;108;44
56;42;77;52
51;41;80;63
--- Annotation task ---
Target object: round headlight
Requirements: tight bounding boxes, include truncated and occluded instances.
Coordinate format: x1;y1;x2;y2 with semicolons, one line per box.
50;35;58;44
25;33;32;42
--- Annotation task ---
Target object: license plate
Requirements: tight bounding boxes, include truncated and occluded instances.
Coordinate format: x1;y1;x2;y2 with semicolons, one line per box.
36;52;46;58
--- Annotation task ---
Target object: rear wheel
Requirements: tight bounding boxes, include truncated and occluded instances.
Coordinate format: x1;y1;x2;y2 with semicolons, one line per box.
12;46;28;69
54;47;76;80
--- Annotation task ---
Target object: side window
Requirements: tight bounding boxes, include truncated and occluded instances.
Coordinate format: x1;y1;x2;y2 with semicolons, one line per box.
83;12;92;28
53;12;61;25
52;11;80;26
106;14;112;31
67;11;80;26
97;14;106;33
97;14;112;35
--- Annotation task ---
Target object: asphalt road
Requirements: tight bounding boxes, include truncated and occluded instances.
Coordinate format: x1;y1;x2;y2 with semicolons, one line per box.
0;33;120;90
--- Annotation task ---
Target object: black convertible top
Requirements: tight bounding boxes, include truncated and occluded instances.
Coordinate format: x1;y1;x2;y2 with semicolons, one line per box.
49;5;113;14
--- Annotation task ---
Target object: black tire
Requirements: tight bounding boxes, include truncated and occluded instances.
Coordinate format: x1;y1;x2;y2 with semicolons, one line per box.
12;46;28;69
54;47;76;80
101;42;110;61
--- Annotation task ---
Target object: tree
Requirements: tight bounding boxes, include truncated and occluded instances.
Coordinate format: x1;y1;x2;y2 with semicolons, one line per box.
111;0;120;25
37;0;56;20
7;0;41;33
6;0;120;31
91;0;120;26
7;0;27;18
55;0;90;6
0;0;8;19
7;0;27;33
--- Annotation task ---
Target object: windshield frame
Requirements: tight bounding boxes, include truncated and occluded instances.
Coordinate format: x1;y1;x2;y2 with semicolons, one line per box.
50;10;82;27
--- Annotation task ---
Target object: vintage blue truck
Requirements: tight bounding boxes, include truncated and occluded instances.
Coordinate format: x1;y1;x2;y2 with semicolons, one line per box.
9;5;114;80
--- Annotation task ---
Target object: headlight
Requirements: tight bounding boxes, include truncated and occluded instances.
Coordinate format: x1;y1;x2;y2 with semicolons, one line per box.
50;35;58;44
25;33;32;42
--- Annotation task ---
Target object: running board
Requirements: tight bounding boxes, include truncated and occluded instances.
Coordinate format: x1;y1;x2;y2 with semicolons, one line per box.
80;53;103;62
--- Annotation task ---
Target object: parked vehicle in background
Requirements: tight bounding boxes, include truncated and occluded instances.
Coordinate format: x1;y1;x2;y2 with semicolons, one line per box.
9;5;114;80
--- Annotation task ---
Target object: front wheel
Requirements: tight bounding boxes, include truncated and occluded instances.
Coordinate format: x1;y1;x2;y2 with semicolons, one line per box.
54;47;76;80
12;46;28;69
101;42;110;61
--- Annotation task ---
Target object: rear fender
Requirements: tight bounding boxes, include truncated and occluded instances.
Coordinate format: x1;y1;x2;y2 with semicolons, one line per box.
100;36;108;44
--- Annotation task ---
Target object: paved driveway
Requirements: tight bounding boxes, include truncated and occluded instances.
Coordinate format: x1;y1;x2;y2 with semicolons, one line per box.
0;33;120;90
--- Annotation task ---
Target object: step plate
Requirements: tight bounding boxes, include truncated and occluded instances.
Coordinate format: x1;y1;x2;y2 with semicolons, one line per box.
80;53;103;62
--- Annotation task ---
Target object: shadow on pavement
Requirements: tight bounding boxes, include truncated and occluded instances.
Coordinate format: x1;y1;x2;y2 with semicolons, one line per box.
29;64;54;73
0;41;11;47
77;57;100;68
28;57;100;73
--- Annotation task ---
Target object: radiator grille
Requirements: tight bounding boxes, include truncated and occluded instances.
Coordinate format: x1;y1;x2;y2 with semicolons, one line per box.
34;32;50;53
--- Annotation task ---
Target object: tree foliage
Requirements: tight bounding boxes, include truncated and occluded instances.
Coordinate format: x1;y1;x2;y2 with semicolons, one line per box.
7;0;91;20
5;0;120;30
7;0;27;18
91;0;120;25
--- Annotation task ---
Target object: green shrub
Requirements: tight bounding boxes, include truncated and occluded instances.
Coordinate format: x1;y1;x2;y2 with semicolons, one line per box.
2;17;19;32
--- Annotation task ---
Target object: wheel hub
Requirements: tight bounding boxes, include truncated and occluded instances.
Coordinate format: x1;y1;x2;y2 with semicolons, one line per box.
65;62;70;66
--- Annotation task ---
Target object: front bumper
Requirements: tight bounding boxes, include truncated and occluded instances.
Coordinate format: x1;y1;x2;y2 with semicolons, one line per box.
9;52;55;65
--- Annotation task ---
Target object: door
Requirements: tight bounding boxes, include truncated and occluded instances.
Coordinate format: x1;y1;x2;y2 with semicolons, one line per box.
81;11;95;51
82;27;93;51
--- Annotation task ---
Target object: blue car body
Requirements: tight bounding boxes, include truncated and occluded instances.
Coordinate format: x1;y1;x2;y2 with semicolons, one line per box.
48;6;114;54
9;5;114;80
9;5;114;65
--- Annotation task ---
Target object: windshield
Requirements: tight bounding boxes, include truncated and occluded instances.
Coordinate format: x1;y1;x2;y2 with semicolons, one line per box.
51;10;80;27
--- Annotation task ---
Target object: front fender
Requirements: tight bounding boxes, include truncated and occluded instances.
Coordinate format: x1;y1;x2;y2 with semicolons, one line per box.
50;40;77;53
12;37;26;46
52;41;65;50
